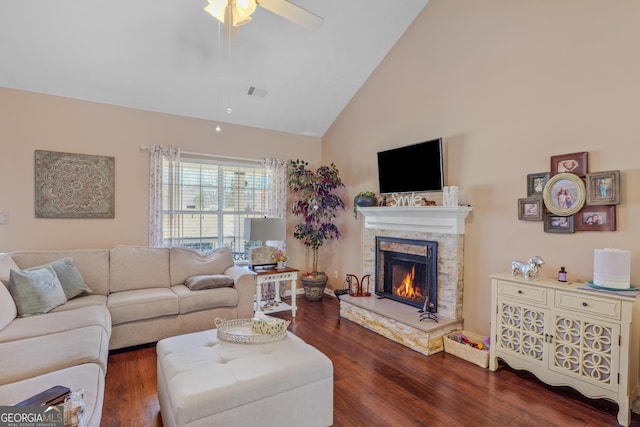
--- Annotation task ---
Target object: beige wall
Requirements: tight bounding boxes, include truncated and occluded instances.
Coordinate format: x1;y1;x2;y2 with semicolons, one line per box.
322;0;640;335
0;88;321;273
2;0;640;336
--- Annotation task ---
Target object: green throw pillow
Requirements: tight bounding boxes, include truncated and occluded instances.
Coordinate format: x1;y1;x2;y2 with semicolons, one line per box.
29;258;93;300
9;266;67;317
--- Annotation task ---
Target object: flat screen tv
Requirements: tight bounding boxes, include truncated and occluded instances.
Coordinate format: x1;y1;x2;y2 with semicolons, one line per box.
377;138;444;194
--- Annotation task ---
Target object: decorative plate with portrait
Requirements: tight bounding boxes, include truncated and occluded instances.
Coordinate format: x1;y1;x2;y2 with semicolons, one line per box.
542;172;586;216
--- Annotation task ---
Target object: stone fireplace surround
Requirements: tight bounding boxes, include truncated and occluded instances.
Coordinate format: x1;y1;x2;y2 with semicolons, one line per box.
339;206;472;356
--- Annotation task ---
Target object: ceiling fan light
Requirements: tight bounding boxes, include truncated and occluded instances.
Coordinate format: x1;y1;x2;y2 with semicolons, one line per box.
204;0;228;23
232;6;252;26
235;0;257;17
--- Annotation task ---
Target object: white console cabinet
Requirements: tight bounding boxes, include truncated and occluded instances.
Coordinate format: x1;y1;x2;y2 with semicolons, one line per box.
490;273;640;426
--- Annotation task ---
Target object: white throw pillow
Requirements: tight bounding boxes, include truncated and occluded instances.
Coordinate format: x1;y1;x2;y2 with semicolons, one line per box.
0;253;19;285
0;281;17;330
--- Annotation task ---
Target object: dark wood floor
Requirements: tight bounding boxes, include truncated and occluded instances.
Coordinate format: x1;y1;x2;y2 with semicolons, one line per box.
101;296;640;427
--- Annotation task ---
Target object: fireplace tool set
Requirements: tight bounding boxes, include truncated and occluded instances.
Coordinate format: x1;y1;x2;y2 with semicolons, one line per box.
419;295;438;323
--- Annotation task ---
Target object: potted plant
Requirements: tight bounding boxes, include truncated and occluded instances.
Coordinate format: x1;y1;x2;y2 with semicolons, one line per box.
353;191;377;218
287;159;345;301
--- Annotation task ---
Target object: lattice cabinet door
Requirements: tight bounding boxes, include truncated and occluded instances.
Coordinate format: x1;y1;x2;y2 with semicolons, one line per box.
495;299;547;366
550;313;620;393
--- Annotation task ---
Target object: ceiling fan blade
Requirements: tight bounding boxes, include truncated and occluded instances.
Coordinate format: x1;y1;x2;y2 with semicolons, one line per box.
257;0;323;31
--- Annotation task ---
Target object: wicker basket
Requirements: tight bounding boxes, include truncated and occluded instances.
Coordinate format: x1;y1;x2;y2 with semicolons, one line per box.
443;330;489;368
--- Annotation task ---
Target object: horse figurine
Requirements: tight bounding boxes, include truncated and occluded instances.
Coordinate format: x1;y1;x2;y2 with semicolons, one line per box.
511;256;545;280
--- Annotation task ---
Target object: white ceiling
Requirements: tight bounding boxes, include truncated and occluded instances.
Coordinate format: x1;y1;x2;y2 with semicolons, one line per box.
0;1;428;137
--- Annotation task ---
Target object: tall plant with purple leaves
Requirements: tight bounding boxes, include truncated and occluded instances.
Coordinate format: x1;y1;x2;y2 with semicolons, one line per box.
287;159;345;277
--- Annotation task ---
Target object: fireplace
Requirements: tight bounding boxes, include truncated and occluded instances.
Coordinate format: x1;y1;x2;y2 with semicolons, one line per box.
339;206;471;356
375;237;437;311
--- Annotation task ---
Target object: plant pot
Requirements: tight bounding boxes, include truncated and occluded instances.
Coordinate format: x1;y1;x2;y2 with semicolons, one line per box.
356;196;377;208
301;273;328;301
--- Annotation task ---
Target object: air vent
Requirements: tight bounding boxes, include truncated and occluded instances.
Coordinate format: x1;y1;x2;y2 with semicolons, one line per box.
247;86;268;98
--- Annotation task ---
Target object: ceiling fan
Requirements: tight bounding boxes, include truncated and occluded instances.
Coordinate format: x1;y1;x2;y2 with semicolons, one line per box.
204;0;323;31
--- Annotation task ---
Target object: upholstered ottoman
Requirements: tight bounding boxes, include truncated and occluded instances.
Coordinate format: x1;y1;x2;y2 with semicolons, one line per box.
156;329;333;427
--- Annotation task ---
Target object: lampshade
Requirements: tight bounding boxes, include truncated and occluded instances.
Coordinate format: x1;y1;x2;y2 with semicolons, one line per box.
244;218;286;243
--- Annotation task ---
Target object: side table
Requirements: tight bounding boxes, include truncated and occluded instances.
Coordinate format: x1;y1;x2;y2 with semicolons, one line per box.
254;267;299;317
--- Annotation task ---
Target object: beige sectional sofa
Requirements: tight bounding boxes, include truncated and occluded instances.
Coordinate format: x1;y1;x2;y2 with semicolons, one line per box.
0;246;256;426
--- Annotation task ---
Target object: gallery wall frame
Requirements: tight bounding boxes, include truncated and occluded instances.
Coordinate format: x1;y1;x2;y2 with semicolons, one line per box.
542;172;586;216
586;170;620;206
543;213;575;233
550;151;589;177
527;172;549;197
574;205;616;232
35;150;115;218
518;197;543;221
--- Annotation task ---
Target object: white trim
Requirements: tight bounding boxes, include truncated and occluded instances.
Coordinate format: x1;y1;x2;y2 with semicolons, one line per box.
357;206;473;234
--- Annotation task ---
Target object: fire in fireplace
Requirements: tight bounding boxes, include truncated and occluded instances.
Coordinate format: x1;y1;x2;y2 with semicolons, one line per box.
375;237;437;311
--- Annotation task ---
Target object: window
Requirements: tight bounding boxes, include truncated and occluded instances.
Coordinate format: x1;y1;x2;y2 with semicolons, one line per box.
162;157;268;260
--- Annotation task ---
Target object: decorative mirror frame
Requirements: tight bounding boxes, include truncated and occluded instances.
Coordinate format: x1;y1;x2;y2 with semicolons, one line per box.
542;172;586;216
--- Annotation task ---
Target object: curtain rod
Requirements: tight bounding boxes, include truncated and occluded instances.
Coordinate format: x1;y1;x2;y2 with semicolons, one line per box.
139;145;259;163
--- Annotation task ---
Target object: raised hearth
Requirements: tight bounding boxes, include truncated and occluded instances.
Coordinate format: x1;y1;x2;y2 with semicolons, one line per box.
340;206;472;355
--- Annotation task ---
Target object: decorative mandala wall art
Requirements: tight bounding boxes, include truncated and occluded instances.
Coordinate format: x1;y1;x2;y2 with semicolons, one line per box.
35;150;115;218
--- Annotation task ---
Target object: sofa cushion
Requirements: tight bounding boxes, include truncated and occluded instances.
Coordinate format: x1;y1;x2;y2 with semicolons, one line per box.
170;247;235;286
9;266;67;317
0;281;17;331
0;305;111;344
28;258;93;300
0;325;109;386
0;253;19;285
172;284;239;314
107;288;178;325
10;250;110;296
50;294;107;312
184;274;234;291
110;246;171;292
0;363;104;427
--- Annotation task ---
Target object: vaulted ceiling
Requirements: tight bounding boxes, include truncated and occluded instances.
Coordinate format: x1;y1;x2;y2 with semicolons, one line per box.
0;1;428;137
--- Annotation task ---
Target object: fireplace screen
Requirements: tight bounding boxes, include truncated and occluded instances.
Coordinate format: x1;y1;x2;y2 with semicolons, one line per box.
375;237;437;310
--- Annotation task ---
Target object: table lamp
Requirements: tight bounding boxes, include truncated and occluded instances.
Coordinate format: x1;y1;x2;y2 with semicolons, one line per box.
244;218;286;269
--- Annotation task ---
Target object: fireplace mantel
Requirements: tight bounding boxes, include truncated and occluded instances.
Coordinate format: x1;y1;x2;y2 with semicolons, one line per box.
357;206;472;234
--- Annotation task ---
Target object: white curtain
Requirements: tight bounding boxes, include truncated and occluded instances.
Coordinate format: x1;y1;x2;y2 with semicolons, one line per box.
261;158;288;299
148;145;181;247
261;158;288;220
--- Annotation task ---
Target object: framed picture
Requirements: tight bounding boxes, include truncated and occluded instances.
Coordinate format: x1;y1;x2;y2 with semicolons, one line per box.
550;151;589;177
35;150;115;218
518;197;543;221
542;172;586;216
574;205;616;231
543;213;575;233
527;172;550;197
586;170;620;206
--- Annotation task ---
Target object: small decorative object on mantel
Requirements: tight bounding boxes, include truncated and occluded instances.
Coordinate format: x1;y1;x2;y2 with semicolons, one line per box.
442;186;459;207
353;191;377;218
511;256;545;280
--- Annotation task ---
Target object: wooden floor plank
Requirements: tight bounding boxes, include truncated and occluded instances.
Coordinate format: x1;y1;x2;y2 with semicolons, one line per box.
101;296;640;426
